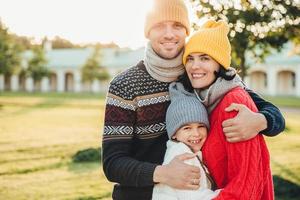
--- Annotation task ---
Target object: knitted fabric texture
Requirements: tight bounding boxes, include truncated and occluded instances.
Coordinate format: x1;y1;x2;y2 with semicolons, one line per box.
194;68;244;114
144;0;190;37
102;62;282;200
103;62;171;200
144;42;185;82
152;141;220;200
183;19;231;69
166;82;209;139
202;87;274;199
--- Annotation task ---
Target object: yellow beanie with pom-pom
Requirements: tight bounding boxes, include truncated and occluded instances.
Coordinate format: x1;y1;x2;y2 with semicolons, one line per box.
183;20;231;69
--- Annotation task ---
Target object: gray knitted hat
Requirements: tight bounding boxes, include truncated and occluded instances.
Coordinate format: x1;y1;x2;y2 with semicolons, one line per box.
166;82;210;139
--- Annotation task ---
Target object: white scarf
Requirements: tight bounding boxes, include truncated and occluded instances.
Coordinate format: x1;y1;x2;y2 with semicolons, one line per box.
194;68;245;114
144;42;185;82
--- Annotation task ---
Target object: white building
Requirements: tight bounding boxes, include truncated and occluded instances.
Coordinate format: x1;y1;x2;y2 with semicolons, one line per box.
0;43;299;96
0;46;144;93
244;43;300;97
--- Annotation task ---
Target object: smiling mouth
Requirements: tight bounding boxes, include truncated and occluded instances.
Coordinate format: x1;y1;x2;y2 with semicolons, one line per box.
161;42;178;48
191;73;206;79
189;139;201;144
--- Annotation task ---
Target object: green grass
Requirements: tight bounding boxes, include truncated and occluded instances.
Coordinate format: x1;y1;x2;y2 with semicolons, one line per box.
266;111;300;200
0;93;112;200
0;92;299;199
264;95;300;108
0;91;106;99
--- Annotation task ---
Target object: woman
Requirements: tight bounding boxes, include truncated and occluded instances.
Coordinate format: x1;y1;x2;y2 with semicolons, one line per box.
180;19;274;199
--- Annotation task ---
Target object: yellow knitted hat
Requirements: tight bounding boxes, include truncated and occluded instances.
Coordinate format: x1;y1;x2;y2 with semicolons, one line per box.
183;20;231;69
144;0;190;38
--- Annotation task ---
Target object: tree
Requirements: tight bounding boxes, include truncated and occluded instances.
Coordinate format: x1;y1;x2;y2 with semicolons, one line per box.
0;21;22;76
49;36;81;49
11;34;35;50
26;46;49;90
190;0;300;79
81;46;110;86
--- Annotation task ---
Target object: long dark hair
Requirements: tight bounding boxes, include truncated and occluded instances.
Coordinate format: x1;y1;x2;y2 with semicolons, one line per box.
177;66;236;92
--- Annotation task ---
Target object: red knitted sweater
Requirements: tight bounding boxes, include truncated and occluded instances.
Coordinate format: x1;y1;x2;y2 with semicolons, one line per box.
202;87;274;200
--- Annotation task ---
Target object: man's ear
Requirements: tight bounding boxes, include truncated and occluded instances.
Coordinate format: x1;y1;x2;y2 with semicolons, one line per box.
171;135;176;140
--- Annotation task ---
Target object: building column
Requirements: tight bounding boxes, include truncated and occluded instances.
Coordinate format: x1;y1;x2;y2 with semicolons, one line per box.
41;77;50;92
11;75;19;91
74;70;81;93
25;77;34;92
0;74;4;91
57;70;65;92
267;67;277;96
296;66;300;97
92;79;100;93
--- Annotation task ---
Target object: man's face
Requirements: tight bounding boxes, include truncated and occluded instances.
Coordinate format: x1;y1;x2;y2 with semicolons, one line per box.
148;21;187;59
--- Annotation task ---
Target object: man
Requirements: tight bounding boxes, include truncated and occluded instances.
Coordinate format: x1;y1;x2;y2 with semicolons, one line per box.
102;0;285;199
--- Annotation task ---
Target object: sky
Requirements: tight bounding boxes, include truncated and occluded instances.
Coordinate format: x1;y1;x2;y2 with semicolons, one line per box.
0;0;195;49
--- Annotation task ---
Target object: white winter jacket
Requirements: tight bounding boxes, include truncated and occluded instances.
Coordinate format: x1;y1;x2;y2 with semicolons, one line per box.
152;141;220;200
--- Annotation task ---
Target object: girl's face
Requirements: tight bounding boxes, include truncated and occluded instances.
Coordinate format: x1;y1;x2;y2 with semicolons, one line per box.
185;53;220;89
172;122;207;152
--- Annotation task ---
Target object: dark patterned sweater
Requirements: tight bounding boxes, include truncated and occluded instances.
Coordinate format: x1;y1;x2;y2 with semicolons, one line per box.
102;61;285;200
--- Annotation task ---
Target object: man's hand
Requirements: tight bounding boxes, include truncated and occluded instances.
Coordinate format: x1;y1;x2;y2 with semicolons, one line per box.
222;103;268;143
153;153;200;190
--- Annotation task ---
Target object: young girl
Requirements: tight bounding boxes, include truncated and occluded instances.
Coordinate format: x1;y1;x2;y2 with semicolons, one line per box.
152;82;220;200
181;19;274;199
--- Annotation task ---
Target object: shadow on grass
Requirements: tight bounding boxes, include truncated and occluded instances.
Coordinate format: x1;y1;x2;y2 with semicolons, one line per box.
0;97;103;118
68;147;101;174
274;175;300;199
72;148;101;163
0;91;106;99
75;191;111;200
14;98;65;110
67;162;100;174
0;98;65;118
0;161;68;176
272;157;300;199
272;159;300;183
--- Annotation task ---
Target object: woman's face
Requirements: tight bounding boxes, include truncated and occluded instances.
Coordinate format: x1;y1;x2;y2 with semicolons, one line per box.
185;53;220;89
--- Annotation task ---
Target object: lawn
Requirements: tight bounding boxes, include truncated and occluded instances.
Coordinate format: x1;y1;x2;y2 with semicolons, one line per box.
264;96;300;108
0;93;299;200
0;93;111;200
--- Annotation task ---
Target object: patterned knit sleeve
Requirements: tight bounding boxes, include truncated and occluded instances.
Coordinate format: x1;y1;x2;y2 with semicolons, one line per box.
102;77;157;187
214;88;273;200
